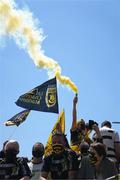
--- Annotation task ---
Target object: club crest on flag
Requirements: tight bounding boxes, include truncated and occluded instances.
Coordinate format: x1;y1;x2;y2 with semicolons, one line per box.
45;85;56;108
16;77;59;113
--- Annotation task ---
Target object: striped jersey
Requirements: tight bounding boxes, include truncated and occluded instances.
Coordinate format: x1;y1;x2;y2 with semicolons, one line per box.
100;126;120;162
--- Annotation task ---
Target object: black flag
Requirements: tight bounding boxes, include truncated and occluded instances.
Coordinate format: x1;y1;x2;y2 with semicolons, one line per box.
16;77;59;113
4;110;30;126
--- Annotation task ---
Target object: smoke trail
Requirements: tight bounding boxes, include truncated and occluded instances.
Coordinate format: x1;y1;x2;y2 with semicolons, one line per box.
0;0;78;93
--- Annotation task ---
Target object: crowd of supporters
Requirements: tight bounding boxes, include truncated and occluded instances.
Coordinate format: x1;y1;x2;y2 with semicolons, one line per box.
0;95;120;179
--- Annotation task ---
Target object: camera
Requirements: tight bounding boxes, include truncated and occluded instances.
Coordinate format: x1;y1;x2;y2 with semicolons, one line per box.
88;120;98;130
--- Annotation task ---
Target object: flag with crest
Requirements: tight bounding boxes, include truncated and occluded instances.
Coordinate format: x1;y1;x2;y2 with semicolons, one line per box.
16;77;59;113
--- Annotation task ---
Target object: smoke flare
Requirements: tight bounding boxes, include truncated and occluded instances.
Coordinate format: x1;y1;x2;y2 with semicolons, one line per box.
0;0;78;93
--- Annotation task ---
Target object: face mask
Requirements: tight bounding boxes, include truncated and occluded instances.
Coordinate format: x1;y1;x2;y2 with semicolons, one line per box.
52;144;64;154
89;152;98;165
5;149;17;162
32;149;44;158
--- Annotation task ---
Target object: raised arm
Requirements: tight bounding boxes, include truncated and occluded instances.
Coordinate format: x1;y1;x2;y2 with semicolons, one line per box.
71;94;78;130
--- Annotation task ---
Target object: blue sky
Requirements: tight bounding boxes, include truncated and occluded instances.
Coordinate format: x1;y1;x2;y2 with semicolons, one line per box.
0;0;120;158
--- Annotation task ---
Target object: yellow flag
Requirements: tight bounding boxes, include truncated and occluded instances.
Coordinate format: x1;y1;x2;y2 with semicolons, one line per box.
44;109;65;156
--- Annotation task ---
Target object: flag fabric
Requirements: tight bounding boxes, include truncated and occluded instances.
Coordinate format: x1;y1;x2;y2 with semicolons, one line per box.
15;77;59;114
44;109;65;156
4;110;30;127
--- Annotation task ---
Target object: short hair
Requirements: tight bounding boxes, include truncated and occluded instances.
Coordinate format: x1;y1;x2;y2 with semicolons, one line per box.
77;119;85;125
80;142;89;154
90;143;106;158
32;142;44;150
101;121;111;128
4;140;19;152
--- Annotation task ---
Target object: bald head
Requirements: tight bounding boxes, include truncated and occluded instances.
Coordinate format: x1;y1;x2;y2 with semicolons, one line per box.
5;140;19;154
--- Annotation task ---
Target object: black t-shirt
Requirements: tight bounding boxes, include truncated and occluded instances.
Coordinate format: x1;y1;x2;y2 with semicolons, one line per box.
0;157;31;179
42;149;79;179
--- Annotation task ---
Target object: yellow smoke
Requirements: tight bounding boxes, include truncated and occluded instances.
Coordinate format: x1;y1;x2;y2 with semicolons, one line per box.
0;0;78;93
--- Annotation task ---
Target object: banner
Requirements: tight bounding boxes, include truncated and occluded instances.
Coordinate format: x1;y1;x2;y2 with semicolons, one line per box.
45;109;65;156
4;110;30;126
16;77;59;113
